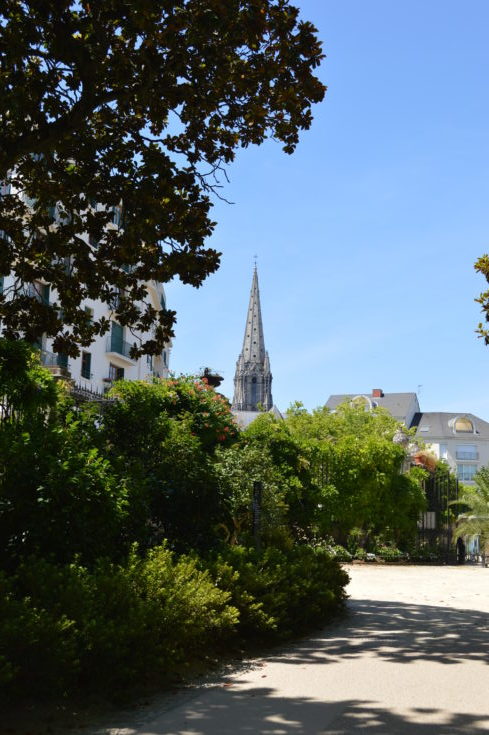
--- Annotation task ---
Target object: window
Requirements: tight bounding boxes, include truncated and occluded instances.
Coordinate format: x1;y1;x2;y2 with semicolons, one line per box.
110;321;124;353
439;443;448;460
111;205;123;228
456;444;478;461
84;306;94;323
109;363;124;381
110;288;122;310
454;417;474;433
162;350;167;366
160;294;166;311
146;354;153;370
0;276;3;294
81;351;91;379
29;282;50;304
457;464;477;482
350;395;372;410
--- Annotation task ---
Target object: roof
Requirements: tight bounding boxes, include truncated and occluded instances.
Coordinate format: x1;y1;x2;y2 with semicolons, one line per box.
410;412;489;440
325;392;419;422
232;404;283;429
239;266;267;365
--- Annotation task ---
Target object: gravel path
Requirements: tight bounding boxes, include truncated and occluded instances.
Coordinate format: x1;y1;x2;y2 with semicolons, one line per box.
27;564;489;735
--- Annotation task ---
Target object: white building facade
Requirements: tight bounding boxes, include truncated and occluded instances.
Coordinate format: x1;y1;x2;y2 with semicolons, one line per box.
411;412;489;485
325;390;489;485
0;187;171;394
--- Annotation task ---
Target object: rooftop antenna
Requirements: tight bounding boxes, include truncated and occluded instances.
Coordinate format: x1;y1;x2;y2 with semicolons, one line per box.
253;254;258;269
417;384;423;396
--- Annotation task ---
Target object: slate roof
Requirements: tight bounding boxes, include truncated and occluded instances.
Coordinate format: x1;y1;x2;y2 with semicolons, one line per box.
325;392;419;422
410;412;489;439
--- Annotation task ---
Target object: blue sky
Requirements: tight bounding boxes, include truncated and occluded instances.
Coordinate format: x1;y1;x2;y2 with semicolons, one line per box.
167;0;489;419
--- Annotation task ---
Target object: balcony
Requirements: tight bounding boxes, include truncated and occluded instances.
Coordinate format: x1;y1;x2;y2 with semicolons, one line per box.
40;350;70;378
456;451;479;460
105;335;136;364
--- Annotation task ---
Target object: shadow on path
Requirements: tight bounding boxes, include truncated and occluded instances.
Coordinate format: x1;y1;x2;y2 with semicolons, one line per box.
263;598;489;667
95;597;489;734
136;690;489;735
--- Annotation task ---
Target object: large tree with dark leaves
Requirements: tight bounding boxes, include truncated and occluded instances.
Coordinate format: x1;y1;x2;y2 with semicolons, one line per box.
0;1;324;356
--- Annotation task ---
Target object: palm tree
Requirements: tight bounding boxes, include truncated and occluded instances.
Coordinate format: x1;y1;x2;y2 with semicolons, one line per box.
453;467;489;554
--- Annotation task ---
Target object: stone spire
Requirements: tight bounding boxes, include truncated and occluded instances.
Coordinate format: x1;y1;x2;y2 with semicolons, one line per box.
232;266;273;412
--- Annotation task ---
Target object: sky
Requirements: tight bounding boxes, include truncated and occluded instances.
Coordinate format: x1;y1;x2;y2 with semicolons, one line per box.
167;0;489;419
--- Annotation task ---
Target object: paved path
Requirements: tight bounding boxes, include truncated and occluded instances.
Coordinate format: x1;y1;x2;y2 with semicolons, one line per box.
93;565;489;735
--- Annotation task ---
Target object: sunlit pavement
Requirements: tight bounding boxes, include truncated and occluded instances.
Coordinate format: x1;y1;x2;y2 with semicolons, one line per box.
90;565;489;734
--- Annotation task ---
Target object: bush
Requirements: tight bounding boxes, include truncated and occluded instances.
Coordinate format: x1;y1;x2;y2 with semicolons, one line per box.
408;544;445;563
0;546;238;701
329;545;352;562
207;544;349;639
376;546;406;563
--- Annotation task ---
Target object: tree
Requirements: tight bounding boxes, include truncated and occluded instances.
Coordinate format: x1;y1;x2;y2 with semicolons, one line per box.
103;377;238;549
475;256;489;344
285;402;426;546
453;466;489;553
0;1;325;356
0;347;127;568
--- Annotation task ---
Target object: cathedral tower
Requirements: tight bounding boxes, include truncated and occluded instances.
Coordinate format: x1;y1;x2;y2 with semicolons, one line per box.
232;266;273;412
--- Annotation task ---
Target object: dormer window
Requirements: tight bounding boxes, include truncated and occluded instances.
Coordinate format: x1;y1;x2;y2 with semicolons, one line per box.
453;417;474;434
350;395;373;411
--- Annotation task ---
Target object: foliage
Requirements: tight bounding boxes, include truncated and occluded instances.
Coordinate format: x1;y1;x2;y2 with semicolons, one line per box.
453;466;489;551
108;376;238;451
0;400;127;569
0;0;325;356
326;544;352;562
407;543;445;563
0;346;351;706
241;413;322;537
285;402;427;547
214;441;289;546
0;542;350;702
475;254;489;344
375;546;406;562
207;544;349;639
0;546;238;701
0;338;58;422
104;377;238;550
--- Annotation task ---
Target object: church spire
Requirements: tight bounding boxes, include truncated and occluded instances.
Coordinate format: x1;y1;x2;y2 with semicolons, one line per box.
232;266;273;412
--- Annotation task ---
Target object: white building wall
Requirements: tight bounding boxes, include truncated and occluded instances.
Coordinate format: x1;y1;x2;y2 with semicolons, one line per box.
424;437;489;484
0;189;171;392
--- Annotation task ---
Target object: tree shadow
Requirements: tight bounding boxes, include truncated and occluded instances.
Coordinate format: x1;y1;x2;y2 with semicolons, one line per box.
264;598;489;667
123;689;489;734
72;597;489;734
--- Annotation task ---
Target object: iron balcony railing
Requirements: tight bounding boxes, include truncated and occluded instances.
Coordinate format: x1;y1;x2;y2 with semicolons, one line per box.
456;451;479;460
40;350;68;370
105;335;134;360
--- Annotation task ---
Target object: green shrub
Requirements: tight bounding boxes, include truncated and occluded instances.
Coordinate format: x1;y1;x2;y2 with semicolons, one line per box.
0;546;238;701
408;544;444;563
329;545;352;562
207;544;349;639
376;546;405;562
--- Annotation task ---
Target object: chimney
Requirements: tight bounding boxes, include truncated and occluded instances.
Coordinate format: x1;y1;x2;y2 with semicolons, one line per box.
372;388;384;398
